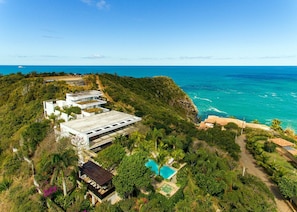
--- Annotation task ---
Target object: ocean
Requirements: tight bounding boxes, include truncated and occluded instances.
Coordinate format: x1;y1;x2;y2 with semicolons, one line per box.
1;65;297;131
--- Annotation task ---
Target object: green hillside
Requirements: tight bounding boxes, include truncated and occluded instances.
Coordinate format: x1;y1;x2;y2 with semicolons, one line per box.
99;73;198;135
0;73;276;211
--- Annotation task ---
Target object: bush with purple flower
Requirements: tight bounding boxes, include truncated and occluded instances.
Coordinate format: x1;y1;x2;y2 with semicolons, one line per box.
43;186;58;197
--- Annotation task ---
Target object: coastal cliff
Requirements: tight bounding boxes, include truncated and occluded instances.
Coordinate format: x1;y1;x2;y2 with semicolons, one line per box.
99;74;198;133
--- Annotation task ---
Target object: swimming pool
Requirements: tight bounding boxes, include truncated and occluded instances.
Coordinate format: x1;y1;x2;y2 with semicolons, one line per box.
145;159;176;179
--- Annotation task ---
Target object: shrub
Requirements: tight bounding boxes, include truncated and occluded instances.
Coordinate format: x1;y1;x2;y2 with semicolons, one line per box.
155;175;163;182
225;122;239;130
63;106;81;115
172;162;180;169
0;178;13;192
263;141;276;153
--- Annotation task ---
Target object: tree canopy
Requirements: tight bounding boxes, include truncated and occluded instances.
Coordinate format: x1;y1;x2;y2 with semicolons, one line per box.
113;151;152;198
95;144;125;170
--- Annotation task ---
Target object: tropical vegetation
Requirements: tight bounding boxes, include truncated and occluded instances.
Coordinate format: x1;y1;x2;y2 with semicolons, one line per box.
0;72;281;211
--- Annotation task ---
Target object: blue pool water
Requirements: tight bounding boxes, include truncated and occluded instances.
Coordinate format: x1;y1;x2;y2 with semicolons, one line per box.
145;159;176;179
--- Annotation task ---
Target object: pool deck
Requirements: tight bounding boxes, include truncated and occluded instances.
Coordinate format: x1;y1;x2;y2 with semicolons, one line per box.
155;181;180;197
152;163;187;197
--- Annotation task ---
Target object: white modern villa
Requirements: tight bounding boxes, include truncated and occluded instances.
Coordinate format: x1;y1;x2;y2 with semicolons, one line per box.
43;90;142;151
61;110;141;151
43;89;143;204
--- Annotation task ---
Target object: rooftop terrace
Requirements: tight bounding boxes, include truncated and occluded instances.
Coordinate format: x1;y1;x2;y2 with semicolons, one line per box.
61;110;141;135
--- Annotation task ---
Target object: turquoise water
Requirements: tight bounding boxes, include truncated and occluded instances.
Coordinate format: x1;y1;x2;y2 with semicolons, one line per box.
1;66;297;131
145;159;176;179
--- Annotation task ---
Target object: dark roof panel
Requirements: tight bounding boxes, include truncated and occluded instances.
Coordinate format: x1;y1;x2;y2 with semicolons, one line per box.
81;161;113;186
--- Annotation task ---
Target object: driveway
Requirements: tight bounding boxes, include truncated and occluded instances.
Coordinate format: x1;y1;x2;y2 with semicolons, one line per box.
236;135;294;212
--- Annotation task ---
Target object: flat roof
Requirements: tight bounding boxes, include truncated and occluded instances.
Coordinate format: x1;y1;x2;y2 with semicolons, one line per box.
81;161;113;186
270;138;295;147
61;110;141;135
67;90;101;97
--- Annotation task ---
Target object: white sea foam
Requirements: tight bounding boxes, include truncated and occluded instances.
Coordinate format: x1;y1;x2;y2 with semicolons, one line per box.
290;92;297;98
258;94;268;98
195;96;212;102
208;106;227;114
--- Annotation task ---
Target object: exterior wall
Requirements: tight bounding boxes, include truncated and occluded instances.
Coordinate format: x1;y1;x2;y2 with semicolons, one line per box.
82;110;95;117
72;101;103;110
43;100;67;117
60;123;89;148
60;112;70;122
56;100;67;108
43;101;56;117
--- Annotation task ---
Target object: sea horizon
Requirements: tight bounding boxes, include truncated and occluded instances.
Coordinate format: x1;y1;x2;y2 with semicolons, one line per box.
1;65;297;132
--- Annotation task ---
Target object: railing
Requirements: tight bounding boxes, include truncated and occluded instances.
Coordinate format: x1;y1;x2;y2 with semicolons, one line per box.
78;177;115;200
87;183;115;199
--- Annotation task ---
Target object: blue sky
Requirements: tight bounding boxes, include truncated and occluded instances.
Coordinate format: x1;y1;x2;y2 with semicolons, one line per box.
0;0;296;65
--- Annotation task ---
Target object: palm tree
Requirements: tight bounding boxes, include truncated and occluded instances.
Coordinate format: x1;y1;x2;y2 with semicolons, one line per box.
171;149;185;162
45;149;78;196
114;134;128;146
128;131;144;154
148;128;164;152
164;135;177;150
155;148;167;176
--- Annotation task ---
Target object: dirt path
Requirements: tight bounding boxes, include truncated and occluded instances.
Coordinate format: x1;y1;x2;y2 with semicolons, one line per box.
96;75;113;102
236;135;294;212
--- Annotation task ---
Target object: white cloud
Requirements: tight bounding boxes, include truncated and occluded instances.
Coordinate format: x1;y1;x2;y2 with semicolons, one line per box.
81;0;110;10
83;54;105;59
81;0;93;5
42;35;63;39
257;55;296;60
180;56;213;60
96;0;110;10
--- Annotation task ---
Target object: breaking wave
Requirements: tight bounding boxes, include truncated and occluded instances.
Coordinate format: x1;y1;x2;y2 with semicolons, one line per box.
194;96;212;102
207;106;227;114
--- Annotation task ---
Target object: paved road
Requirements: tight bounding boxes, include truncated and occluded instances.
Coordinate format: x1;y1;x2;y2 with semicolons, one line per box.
236;135;294;212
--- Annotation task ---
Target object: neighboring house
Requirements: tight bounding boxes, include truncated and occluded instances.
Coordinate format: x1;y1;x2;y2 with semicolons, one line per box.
79;160;115;205
43;90;108;121
199;115;271;131
270;137;297;164
60;110;142;151
270;138;295;148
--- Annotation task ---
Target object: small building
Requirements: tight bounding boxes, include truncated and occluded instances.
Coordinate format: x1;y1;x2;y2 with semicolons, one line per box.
270;138;297;165
79;160;115;205
199;115;271;131
60;110;142;151
270;138;295;147
199;115;246;130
